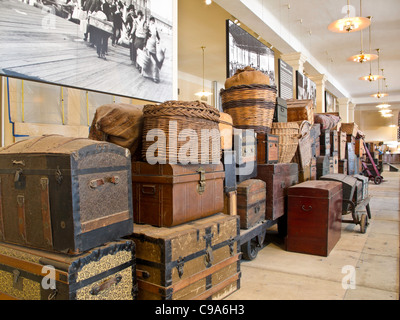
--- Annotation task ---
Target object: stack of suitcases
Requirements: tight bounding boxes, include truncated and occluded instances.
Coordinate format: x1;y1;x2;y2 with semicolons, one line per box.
0;65;371;299
0;135;137;300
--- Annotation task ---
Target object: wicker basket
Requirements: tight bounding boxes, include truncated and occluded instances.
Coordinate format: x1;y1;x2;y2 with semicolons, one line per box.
142;101;221;164
271;122;300;163
220;84;277;134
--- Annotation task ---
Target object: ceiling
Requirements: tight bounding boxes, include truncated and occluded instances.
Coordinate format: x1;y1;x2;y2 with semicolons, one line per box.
178;0;400;112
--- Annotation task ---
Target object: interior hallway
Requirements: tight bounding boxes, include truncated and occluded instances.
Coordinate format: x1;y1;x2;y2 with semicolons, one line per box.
226;167;400;300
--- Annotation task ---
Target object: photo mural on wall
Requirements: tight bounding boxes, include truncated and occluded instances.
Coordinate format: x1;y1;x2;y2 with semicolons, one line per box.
0;0;174;102
226;19;275;86
296;71;317;109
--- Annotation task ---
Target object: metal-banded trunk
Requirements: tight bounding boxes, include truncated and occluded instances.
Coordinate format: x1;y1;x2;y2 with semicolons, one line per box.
0;240;136;300
129;213;241;300
0;135;133;254
237;179;266;229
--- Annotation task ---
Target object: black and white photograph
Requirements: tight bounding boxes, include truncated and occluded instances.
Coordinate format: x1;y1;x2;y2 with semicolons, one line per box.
0;0;174;102
296;70;316;108
226;19;275;86
325;90;336;113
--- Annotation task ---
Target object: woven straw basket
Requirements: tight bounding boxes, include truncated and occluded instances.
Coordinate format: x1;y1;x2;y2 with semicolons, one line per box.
271;122;300;163
220;84;277;134
142;101;221;164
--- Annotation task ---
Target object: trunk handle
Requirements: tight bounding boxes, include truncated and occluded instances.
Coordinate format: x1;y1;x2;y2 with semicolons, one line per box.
89;176;120;189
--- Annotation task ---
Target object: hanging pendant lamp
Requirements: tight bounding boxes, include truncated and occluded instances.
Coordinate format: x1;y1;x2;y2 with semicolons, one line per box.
195;46;213;98
328;0;370;33
347;15;377;63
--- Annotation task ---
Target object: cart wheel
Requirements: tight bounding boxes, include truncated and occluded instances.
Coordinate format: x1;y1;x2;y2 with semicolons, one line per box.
360;213;369;234
374;176;382;185
241;238;259;261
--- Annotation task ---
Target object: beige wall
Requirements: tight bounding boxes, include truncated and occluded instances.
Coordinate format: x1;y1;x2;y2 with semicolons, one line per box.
355;108;399;142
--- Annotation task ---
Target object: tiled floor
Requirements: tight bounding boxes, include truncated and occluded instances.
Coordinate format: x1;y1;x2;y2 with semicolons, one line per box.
226;169;399;300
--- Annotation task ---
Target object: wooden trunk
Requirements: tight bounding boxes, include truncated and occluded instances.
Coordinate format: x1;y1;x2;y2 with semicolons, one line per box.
223;191;237;216
339;159;347;174
256;163;298;220
234;129;257;183
237;179;266;229
339;131;347;160
222;150;236;194
320;129;331;156
131;162;224;228
129;213;241;300
0;135;133;254
319;174;358;212
274;97;288;123
355;139;364;157
316;155;330;179
331;151;339;173
286;180;342;257
257;134;279;164
0;240;136;300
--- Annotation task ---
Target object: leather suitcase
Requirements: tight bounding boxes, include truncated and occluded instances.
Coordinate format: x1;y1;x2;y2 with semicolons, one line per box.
320;174;358;212
320;129;331;156
286;180;342;257
331;152;339;173
131;162;224;227
339;131;347;160
222;150;236;194
353;174;369;200
237;179;266;229
310;157;317;180
330;130;339;153
274;97;288;123
256;163;298;220
0;135;133;254
129;213;241;300
257;134;279;164
0;240;136;300
339;159;348;174
316;155;330;179
234;129;257;183
347;143;357;175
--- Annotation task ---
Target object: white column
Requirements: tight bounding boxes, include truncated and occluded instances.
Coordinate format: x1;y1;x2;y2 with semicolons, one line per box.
338;97;350;123
348;102;356;123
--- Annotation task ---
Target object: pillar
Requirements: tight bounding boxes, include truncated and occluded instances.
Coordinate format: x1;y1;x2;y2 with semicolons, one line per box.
338;97;350;123
348;102;356;123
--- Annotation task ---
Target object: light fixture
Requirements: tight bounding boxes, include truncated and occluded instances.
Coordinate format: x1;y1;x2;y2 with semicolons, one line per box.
195;46;213;98
205;0;212;5
379;109;392;114
359;22;384;80
328;0;370;33
376;103;391;109
371;71;389;98
347;17;378;63
382;113;393;118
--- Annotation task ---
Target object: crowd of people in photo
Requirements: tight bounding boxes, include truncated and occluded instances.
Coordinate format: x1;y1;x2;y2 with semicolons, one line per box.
44;0;167;83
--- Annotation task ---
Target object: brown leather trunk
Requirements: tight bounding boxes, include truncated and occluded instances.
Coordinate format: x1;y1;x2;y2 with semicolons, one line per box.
237;179;266;229
0;135;133;254
330;130;339;153
256;163;298;220
257;134;279;164
0;240;136;300
286;180;342;257
129;213;241;300
131;162;225;227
